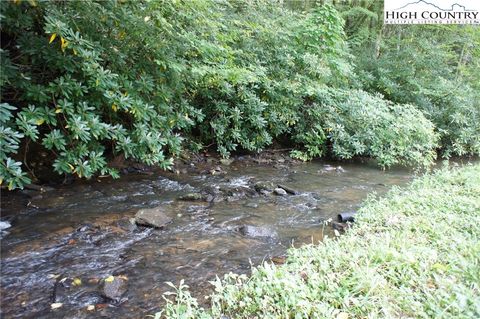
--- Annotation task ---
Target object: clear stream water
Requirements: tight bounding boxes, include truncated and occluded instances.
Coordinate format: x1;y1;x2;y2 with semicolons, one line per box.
0;158;473;318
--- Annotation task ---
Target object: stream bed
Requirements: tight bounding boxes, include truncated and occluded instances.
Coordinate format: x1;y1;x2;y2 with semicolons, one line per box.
0;157;448;318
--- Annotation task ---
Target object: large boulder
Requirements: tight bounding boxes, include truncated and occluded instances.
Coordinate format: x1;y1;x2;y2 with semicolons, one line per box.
134;207;172;228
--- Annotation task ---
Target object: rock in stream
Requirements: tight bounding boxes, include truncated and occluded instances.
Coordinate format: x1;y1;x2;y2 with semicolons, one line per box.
253;181;274;193
273;188;287;196
134;207;172;228
102;276;128;302
237;225;278;239
277;184;299;195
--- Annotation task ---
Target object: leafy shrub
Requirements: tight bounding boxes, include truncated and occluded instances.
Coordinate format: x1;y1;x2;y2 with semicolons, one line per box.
189;3;352;157
292;88;439;168
415;84;480;158
0;103;31;189
354;25;480;157
1;1;354;189
1;0;206;188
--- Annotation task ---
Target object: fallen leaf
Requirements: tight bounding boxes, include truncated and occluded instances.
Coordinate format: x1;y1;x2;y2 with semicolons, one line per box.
105;275;115;283
87;305;95;311
67;239;76;245
73;278;82;286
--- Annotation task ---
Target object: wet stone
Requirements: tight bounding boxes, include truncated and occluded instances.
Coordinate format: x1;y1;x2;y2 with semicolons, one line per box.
253;181;274;193
277;184;299;195
219;158;234;166
77;223;95;232
244;202;259;208
311;193;323;200
321;165;346;173
237;225;278;239
322;165;336;171
178;193;206;201
0;220;12;230
213;196;225;203
259;190;271;196
273;188;287;196
336;166;346;173
102;277;128;302
135;207;172;228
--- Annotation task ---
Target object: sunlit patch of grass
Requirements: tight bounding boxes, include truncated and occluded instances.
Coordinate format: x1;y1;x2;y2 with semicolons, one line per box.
157;164;480;319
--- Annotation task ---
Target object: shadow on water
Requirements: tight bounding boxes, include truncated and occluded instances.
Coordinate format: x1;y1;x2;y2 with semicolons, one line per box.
0;157;475;318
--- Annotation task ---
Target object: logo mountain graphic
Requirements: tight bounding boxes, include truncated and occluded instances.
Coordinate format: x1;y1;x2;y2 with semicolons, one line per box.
395;0;474;11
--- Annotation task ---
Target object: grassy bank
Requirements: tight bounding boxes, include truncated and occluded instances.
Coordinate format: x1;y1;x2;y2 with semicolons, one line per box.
157;163;480;318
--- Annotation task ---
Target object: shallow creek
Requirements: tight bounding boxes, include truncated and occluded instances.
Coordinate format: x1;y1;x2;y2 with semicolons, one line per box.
0;158;440;318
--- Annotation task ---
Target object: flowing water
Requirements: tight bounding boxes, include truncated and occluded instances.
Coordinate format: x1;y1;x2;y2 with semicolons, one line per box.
0;158;468;318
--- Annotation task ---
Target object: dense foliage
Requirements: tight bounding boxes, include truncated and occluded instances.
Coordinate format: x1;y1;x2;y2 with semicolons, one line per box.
1;0;478;189
158;163;480;318
355;25;480;157
291;88;438;167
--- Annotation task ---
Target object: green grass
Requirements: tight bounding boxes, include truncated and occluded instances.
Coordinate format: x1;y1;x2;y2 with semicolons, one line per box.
157;163;480;319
